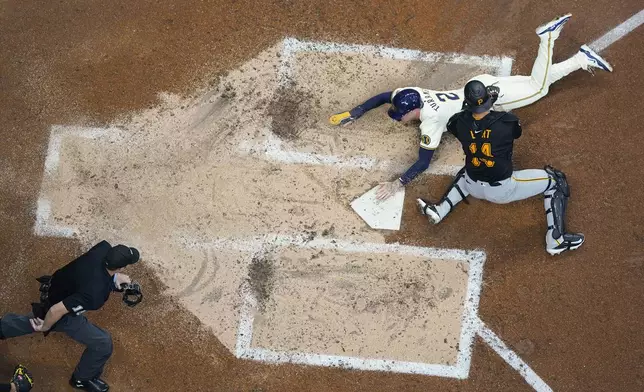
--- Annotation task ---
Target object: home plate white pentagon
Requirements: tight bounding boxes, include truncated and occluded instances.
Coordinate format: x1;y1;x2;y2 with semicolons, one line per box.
350;185;405;231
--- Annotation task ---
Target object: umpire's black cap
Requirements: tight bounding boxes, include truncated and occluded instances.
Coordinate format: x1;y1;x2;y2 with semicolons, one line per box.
105;245;140;270
464;80;493;113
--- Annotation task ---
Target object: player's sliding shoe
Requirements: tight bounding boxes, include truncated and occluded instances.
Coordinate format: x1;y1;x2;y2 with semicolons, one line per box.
536;13;572;36
579;45;613;72
416;198;441;224
546;232;585;256
329;111;355;126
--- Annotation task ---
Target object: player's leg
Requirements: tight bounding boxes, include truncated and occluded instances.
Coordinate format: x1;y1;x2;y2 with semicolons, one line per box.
493;14;571;111
548;45;613;84
0;313;37;339
416;168;475;224
542;166;585;255
487;168;584;255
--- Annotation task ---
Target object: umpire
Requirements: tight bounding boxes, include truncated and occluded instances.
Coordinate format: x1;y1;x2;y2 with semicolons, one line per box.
0;240;140;392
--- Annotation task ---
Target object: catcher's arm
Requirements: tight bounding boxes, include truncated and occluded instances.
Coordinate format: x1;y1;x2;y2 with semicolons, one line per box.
329;91;393;126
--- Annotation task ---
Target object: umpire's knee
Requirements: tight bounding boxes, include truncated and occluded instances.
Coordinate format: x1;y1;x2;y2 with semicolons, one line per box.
95;331;114;357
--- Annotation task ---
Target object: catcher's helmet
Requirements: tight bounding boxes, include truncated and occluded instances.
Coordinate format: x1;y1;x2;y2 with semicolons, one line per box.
388;89;422;121
463;80;493;113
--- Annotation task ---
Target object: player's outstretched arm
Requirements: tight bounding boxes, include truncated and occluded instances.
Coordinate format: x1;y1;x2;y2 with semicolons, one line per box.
329;91;392;126
376;147;435;200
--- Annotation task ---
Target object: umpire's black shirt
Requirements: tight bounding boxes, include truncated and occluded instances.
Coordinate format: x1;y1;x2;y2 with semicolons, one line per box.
447;110;522;183
48;241;116;316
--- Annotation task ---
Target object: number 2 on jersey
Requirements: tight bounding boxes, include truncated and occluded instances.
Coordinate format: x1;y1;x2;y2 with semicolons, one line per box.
435;92;460;102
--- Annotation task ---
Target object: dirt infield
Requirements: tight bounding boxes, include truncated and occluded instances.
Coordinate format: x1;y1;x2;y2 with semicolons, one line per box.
1;1;643;391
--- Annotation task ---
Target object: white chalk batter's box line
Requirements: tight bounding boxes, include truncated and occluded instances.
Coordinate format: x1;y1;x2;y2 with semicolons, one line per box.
242;37;514;174
278;37;515;85
189;234;551;390
238;132;463;176
35;125;126;238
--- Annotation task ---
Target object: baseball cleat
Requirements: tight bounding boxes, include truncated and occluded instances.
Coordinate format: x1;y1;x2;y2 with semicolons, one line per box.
536;13;572;36
416;198;441;224
70;375;109;392
579;45;613;72
546;233;585;256
329;111;355;126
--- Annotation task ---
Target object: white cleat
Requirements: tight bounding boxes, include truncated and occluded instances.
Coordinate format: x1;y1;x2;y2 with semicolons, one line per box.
536;13;572;36
416;198;441;225
546;233;585;256
579;44;613;72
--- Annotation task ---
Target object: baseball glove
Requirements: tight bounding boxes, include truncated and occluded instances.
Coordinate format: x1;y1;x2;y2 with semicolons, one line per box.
329;111;356;126
10;365;33;392
486;85;501;104
120;281;143;307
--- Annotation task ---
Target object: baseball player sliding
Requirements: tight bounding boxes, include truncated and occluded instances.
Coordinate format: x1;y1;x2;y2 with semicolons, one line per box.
329;13;612;200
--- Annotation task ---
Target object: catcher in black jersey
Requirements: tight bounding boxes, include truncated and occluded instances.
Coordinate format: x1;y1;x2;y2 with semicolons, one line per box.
417;80;584;255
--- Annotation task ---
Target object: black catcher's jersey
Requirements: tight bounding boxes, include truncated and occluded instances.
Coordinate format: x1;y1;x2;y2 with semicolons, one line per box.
447;110;522;183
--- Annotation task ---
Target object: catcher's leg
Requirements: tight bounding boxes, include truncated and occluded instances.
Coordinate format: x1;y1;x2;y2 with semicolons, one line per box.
417;168;470;224
543;166;585;255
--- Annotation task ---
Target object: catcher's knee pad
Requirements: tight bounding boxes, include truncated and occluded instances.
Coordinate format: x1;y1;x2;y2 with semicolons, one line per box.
544;165;569;196
544;165;570;238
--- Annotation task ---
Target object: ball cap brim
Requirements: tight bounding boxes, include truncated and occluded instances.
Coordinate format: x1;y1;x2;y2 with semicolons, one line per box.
105;245;140;269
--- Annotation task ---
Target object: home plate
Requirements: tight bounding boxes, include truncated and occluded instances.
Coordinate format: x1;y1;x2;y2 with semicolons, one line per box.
350;185;405;231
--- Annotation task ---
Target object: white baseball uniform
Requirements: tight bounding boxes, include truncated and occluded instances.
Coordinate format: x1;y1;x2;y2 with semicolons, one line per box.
393;28;591;152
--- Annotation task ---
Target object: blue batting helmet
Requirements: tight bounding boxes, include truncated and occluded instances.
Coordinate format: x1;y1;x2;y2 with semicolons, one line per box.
388;89;423;121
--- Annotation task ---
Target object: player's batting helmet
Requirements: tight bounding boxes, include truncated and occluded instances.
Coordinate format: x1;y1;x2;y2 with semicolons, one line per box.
388;89;423;121
463;80;493;113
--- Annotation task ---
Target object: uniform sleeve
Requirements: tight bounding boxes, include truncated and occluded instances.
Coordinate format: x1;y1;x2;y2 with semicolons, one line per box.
62;288;107;315
513;120;523;139
419;119;445;150
446;112;460;136
500;112;522;139
350;91;393;118
399;148;435;185
62;292;93;316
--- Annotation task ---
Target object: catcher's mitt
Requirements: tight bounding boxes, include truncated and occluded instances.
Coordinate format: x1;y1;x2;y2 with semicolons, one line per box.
486;85;501;104
10;365;33;392
120;281;143;307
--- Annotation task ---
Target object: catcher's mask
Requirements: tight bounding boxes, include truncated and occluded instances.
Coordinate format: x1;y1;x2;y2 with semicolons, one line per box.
388;89;423;121
463;80;493;114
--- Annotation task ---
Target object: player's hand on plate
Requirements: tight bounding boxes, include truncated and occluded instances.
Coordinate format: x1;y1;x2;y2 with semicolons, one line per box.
376;180;404;201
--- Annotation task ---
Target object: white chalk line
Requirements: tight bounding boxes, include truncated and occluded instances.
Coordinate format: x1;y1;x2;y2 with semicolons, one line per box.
44;125;124;174
34;198;76;237
280;37;514;85
589;9;644;53
477;321;553;392
222;234;550;388
225;234;483;378
238;134;463;176
35;125;124;237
